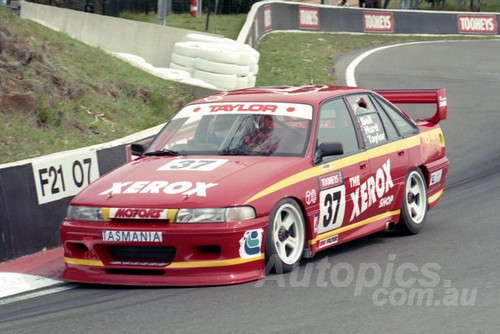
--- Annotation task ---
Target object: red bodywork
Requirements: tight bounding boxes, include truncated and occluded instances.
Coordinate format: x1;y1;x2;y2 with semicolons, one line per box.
60;86;448;286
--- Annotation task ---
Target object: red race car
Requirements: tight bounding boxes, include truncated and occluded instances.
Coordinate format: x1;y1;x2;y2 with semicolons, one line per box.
60;85;448;286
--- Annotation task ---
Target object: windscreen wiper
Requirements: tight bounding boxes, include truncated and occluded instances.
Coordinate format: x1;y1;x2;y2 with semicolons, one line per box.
144;149;181;156
221;147;250;156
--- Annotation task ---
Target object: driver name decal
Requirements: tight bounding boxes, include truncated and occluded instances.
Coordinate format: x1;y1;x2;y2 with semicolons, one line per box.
206;104;277;113
175;102;313;120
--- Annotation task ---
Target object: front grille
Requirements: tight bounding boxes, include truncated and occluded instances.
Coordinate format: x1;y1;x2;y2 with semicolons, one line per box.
108;246;176;262
106;269;165;276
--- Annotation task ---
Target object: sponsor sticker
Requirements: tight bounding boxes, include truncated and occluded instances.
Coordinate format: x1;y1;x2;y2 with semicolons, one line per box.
350;159;393;222
378;195;394;209
458;15;497;34
318;171;343;190
239;228;263;259
98;181;217;197
299;6;319;30
305;189;318;205
174;102;313;120
364;12;394;33
321;163;332;171
318;235;338;249
103;208;170;220
439;95;447;108
102;231;163;243
430;169;443;186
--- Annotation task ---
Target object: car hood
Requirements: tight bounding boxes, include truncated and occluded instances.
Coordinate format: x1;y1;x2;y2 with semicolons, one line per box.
72;155;306;208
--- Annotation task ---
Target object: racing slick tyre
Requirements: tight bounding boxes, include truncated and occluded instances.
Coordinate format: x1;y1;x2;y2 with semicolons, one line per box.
397;168;428;235
265;198;305;273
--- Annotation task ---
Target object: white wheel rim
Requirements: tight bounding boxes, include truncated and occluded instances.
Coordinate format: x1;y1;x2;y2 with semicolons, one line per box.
271;204;305;265
405;171;427;224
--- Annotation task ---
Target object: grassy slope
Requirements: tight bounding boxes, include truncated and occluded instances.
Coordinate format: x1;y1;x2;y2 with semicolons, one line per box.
256;33;489;86
0;7;192;164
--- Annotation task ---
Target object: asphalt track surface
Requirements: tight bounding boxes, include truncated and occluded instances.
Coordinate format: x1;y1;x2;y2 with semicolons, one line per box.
1;40;499;334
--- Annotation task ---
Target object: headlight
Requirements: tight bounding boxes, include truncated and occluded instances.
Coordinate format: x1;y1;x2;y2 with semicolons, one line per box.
67;205;103;222
175;207;256;223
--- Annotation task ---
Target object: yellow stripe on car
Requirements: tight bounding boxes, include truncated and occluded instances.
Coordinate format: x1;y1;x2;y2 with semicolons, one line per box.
309;210;400;245
167;253;265;268
65;257;104;267
428;189;443;205
64;253;265;268
245;129;442;205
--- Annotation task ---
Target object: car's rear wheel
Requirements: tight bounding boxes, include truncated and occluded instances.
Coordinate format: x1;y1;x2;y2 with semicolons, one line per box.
265;198;305;273
397;168;428;234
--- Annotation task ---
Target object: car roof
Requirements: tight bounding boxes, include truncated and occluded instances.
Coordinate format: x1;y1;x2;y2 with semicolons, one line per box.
192;85;369;105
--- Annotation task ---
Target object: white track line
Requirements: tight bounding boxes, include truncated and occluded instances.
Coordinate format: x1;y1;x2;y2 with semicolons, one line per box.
345;41;440;87
0;273;76;305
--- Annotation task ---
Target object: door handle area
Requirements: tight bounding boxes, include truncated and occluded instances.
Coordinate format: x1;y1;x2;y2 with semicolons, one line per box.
398;150;405;156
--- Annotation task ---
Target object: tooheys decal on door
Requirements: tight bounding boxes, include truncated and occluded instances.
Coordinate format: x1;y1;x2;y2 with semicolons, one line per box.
318;171;346;234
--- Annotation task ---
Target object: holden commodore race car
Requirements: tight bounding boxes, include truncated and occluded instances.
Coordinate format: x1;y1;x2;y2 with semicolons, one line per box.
60;85;448;286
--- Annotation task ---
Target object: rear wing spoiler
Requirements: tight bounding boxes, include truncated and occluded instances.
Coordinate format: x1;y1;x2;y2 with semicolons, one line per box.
375;89;447;124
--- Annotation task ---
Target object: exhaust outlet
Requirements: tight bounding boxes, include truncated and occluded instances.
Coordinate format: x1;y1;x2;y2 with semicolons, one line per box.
385;221;396;232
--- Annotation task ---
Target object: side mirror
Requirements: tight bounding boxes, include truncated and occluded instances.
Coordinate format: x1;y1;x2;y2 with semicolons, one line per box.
130;143;148;157
314;142;343;164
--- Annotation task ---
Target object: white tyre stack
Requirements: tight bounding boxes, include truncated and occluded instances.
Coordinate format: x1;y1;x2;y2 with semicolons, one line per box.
170;33;259;91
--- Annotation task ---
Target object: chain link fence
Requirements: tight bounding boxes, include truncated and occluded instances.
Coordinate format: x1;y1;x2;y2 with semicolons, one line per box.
26;0;259;16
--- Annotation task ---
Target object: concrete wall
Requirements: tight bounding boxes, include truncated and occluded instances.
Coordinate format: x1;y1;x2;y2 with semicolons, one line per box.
20;1;209;67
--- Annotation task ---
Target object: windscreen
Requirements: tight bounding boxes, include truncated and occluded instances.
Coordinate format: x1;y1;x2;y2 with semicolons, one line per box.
146;102;313;156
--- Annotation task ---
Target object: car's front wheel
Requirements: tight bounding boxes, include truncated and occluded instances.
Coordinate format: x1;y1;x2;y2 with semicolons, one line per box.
265;198;305;273
397;168;428;234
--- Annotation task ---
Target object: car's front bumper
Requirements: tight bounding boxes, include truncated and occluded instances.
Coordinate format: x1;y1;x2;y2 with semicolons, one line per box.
60;218;268;286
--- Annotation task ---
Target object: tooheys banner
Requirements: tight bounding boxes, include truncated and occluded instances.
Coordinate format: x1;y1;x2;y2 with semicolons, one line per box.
242;2;499;47
363;12;394;33
458;14;497;34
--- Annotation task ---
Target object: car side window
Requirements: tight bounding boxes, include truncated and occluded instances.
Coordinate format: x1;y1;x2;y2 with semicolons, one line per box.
371;97;399;140
346;94;388;147
374;96;419;137
317;98;359;154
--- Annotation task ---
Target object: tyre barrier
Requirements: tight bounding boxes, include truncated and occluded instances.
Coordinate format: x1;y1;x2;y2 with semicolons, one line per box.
169;33;260;90
113;52;217;90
